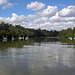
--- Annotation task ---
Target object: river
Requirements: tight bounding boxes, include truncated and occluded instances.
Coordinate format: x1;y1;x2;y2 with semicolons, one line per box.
0;37;75;75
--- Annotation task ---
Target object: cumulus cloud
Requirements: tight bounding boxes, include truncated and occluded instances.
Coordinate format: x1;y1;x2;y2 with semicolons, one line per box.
39;21;75;30
27;1;45;11
0;13;26;25
10;13;26;25
26;15;38;20
33;17;48;24
0;13;37;28
0;17;10;23
65;17;75;22
36;6;58;17
1;4;75;31
0;0;9;5
50;12;75;23
0;0;13;9
0;12;75;31
2;3;13;9
50;13;66;22
58;6;75;17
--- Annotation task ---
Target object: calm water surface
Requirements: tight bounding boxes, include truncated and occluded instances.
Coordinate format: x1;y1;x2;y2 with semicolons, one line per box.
0;38;75;75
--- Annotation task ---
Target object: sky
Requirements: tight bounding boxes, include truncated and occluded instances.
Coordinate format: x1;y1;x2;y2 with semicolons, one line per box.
0;0;75;31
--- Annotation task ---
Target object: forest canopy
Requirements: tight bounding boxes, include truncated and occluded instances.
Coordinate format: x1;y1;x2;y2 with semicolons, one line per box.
0;22;59;39
58;27;75;40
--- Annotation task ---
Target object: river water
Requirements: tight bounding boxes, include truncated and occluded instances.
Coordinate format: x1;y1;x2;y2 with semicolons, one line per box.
0;38;75;75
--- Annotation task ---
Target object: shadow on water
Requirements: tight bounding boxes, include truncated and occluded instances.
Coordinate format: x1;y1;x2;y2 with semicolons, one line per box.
0;37;59;50
59;38;75;48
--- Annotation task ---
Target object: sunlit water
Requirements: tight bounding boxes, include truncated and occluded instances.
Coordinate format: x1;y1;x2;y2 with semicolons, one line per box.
0;38;75;75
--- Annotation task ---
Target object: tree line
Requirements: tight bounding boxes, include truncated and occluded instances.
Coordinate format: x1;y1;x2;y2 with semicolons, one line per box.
0;22;59;40
58;27;75;40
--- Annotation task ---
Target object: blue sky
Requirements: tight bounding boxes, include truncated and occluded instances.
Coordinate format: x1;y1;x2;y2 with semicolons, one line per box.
0;0;75;30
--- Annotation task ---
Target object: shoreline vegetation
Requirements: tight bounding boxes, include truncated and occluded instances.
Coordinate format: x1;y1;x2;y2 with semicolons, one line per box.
0;22;75;42
58;27;75;40
0;22;59;41
58;27;75;45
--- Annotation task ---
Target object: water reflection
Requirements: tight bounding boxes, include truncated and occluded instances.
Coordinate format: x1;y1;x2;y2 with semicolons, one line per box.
0;37;58;50
0;38;75;75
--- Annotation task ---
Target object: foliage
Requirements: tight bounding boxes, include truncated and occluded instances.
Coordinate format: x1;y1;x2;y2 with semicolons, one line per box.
0;22;59;39
58;27;75;40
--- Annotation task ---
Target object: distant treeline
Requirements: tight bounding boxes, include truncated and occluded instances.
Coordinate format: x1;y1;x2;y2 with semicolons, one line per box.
0;22;59;39
58;27;75;40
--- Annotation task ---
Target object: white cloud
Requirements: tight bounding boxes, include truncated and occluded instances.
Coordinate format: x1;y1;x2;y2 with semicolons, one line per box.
0;0;9;5
65;17;75;22
1;5;75;31
33;17;48;24
26;15;38;20
50;12;75;23
10;13;26;24
0;13;26;25
27;1;45;11
0;0;13;9
0;17;10;23
1;1;75;31
50;13;66;22
36;6;58;17
39;22;75;31
2;3;13;9
0;12;75;31
58;6;75;17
